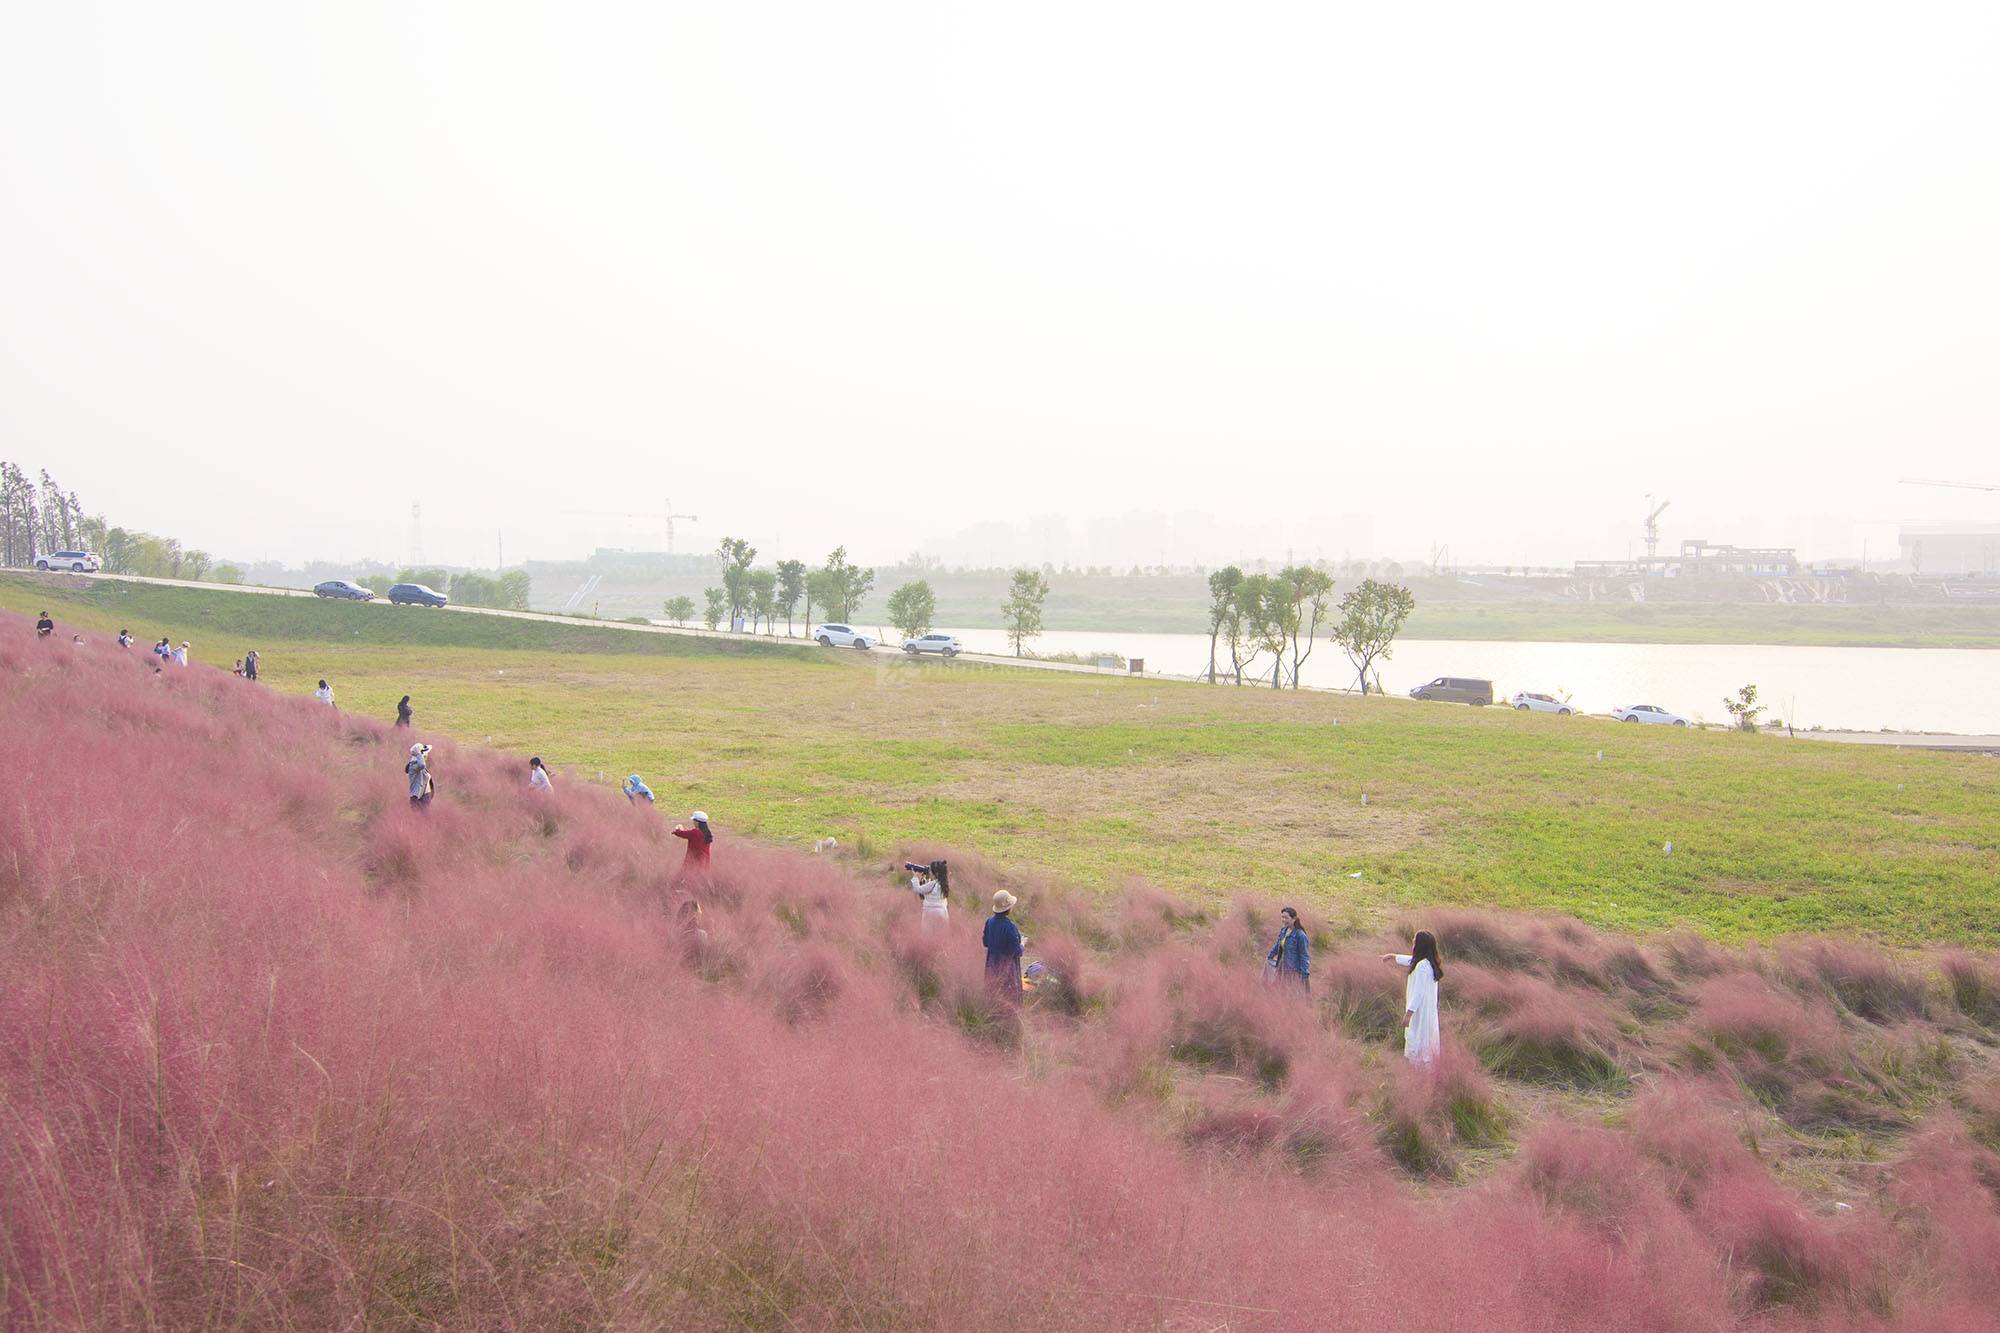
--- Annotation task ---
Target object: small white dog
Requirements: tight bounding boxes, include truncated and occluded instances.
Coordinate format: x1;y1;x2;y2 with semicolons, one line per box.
813;837;840;855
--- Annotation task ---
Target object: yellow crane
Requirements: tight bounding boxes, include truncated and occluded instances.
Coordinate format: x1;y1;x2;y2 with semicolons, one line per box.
561;499;700;552
1644;495;1671;559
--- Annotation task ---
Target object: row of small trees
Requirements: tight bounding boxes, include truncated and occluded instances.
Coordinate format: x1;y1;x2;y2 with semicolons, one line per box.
664;541;878;635
1204;566;1415;692
0;461;237;583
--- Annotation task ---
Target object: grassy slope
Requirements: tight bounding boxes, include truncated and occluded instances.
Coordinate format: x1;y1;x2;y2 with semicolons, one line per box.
12;571;1998;946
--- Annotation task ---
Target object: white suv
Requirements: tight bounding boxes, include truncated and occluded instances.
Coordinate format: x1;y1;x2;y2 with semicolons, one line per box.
902;633;962;657
36;550;100;572
813;623;875;650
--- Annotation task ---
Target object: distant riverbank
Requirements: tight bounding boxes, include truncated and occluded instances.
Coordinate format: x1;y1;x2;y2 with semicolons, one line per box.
525;565;2000;649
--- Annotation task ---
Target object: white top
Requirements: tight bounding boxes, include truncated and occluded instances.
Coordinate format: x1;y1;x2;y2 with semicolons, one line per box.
529;767;553;792
173;647;188;666
314;685;334;705
1395;955;1442;1065
910;874;949;917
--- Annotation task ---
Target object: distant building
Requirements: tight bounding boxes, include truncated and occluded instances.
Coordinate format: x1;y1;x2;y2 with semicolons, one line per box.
1575;540;1800;579
1899;526;2000;576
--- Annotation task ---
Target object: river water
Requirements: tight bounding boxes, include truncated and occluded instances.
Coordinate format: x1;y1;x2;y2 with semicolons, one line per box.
921;627;1998;734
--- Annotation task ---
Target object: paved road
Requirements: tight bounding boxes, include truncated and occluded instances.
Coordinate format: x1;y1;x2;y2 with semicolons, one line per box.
37;571;1145;680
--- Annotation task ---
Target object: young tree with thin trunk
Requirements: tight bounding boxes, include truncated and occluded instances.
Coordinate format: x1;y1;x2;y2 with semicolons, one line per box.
1002;568;1049;657
702;587;726;630
1280;565;1336;689
775;559;807;635
716;537;756;622
1334;579;1416;695
663;595;696;626
749;568;777;633
805;569;841;631
1205;565;1244;683
886;580;937;639
822;546;875;622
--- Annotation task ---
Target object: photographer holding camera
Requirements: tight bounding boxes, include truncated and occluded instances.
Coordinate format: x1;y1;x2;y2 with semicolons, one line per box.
904;859;950;929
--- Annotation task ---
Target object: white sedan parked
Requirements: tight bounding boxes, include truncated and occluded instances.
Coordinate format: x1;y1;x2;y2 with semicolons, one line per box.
1612;703;1689;727
902;633;962;657
1510;691;1573;715
812;623;876;650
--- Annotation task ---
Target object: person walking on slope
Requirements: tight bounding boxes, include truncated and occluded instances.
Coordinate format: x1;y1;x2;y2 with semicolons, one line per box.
35;611;55;639
117;628;133;649
983;891;1024;1003
672;811;713;875
395;695;413;728
243;649;258;681
154;638;171;662
1382;930;1444;1065
622;774;655;805
173;641;190;667
315;679;335;706
406;743;435;808
528;756;553;792
906;859;950;929
1267;906;1311;991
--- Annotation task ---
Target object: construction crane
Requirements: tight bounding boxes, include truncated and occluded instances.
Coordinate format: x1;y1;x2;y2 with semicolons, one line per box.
1643;495;1670;559
561;499;700;552
1900;477;2000;493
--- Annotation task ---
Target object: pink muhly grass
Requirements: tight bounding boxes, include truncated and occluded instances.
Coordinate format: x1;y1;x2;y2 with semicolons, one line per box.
1939;949;2000;1029
11;608;2000;1328
1783;938;1931;1025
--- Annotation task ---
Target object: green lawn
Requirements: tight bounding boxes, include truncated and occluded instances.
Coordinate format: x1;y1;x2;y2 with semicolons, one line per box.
11;572;1997;946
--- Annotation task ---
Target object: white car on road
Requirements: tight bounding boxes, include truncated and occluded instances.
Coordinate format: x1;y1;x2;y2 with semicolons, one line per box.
1612;703;1689;727
813;623;875;650
1510;691;1574;715
902;633;962;657
35;550;100;572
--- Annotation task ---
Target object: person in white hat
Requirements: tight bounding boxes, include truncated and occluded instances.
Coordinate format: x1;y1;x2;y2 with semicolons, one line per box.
405;743;434;808
672;810;713;876
982;890;1023;1003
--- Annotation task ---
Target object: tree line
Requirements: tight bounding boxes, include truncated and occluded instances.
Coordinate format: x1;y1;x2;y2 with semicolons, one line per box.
0;461;241;583
662;541;878;636
1203;566;1414;692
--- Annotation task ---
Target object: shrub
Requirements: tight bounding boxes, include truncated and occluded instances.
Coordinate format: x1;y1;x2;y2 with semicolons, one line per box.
1940;951;2000;1029
1785;939;1929;1024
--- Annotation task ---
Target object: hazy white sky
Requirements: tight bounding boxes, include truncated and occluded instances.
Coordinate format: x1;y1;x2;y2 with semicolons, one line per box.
4;1;1998;568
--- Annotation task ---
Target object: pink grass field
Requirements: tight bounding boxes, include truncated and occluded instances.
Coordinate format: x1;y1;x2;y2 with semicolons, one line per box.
5;618;2000;1329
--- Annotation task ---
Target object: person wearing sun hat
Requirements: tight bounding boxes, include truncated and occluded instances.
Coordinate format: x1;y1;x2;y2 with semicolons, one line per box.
982;890;1024;1003
405;743;434;808
672;810;714;876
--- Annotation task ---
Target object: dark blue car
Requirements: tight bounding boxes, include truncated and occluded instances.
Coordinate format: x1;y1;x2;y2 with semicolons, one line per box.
388;583;448;607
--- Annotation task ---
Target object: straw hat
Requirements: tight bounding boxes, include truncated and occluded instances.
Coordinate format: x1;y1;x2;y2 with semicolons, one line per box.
992;890;1017;913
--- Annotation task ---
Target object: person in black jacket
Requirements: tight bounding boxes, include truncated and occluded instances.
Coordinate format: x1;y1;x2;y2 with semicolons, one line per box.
35;611;54;638
395;695;413;728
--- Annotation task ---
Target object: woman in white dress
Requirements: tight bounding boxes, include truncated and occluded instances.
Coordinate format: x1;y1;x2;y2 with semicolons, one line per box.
905;859;950;930
1382;930;1443;1065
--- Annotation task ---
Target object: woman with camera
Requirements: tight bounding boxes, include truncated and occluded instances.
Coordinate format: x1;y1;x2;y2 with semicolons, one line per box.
905;859;950;929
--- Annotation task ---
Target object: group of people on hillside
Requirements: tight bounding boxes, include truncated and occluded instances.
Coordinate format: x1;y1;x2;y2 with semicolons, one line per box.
32;612;268;681
33;609;1441;1059
1265;907;1443;1063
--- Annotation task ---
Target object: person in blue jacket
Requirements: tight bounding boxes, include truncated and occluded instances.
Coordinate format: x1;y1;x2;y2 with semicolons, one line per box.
622;774;655;805
1267;906;1311;991
982;890;1024;1004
